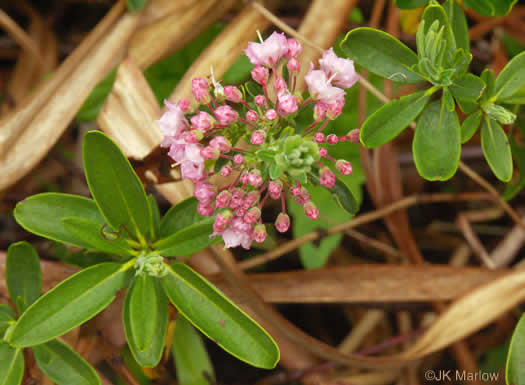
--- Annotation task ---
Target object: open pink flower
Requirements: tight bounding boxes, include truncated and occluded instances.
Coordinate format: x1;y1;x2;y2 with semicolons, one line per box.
277;92;298;116
244;31;288;67
319;48;360;89
304;66;345;105
157;102;189;143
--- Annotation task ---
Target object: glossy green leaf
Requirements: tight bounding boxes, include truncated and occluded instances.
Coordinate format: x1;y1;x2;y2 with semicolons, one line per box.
155;223;219;257
506;313;525;385
6;242;41;313
341;28;424;83
481;118;513;182
14;193;104;249
269;163;282;179
444;0;469;53
0;344;24;385
83;131;151;243
33;339;101;385
443;87;455;111
162;262;279;369
360;90;431;148
160;197;209;239
394;0;428;8
462;0;494;16
421;1;456;54
0;305;16;337
495;51;525;102
62;217;136;256
413;99;461;181
123;275;168;367
461;109;482;143
332;177;358;215
148;195;160;241
172;314;215;385
450;74;485;101
481;68;496;101
503;123;525;200
6;262;129;348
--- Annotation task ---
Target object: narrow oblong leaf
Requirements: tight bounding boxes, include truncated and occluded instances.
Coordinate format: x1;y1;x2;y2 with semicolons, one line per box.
332;178;358;215
506;313;525;385
0;344;24;385
461;110;482;143
172;314;215;385
0;305;16;337
421;1;456;56
462;0;494;16
83;131;151;243
14;193;104;249
162;263;280;369
444;0;469;53
155;223;219;258
494;51;525;101
6;263;129;348
413;99;461;181
148;195;160;242
159;197;209;239
33;339;101;385
442;87;455;112
450;74;485;102
341;27;424;83
62;217;136;256
6;242;41;313
123;275;168;367
360;90;431;148
481;118;513;182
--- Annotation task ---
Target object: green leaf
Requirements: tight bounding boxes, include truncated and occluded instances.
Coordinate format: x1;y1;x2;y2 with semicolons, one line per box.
160;198;209;239
6;262;129;348
76;70;116;122
123;275;168;367
461;109;482;143
481;117;513;182
155;223;219;257
0;344;24;385
360;90;431;148
421;1;456;54
126;0;147;12
481;68;496;101
394;0;428;8
506;313;525;385
443;0;469;53
33;339;101;385
341;27;424;84
0;305;16;337
332;177;358;215
148;195;160;242
503;123;525;200
495;51;525;102
462;0;494;16
6;242;41;314
413;99;461;181
83;131;151;243
443;87;455;112
269;163;282;179
450;74;485;101
162;263;279;369
62;217;136;256
255;149;277;162
172;314;215;385
14;193;105;249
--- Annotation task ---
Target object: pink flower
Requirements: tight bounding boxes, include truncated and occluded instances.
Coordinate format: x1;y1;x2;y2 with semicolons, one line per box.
180;160;204;182
194;181;217;204
229;189;245;209
222;228;252;249
251;66;269;85
184;130;203;143
247;172;263;187
190;111;214;132
243;191;260;208
349;128;360;143
305;66;345;105
285;38;302;59
167;141;205;182
224;86;243;103
326;134;338;145
265;109;277;121
304;201;319;220
254;95;266;106
197;202;214;216
252;224;267;243
246;110;259;122
216;190;232;208
273;76;287;94
210;136;231;152
200;146;220;160
320;167;336;188
233;154;244;164
177;99;193;113
243;207;261;224
214;210;233;233
326;99;345;120
250;130;265;145
319;147;328;157
313;102;328;121
314;132;325;143
244;31;288;67
277;92;298;116
268;181;282;199
214;105;238;125
319;48;360;89
192;78;209;104
336;159;353;175
287;57;300;73
157;102;189;141
275;213;290;233
220;166;232;177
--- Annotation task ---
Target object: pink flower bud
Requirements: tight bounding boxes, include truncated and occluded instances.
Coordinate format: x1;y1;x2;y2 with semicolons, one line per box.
233;154;244;165
313;103;328;121
251;65;269;85
339;135;350;141
320;167;336;188
177;98;193;113
246;110;259;122
273;76;287;94
214;210;233;232
250;130;266;145
326;100;344;120
210;136;231;152
268;181;282;199
242;191;260;208
247;172;263;188
234;207;247;218
240;172;249;185
244;207;261;224
220;166;232;177
191;111;215;132
194;181;217;204
215;190;232;209
184;130;203;143
265;109;277;121
277;92;298;116
304;201;319;220
319;147;328;157
286;57;300;73
192;78;209;104
275;213;290;233
229;189;245;209
197;202;214;216
214;105;238;125
200;146;220;160
252;224;267;243
290;185;301;197
314;132;325;143
294;187;310;205
286;38;302;58
326;134;338;145
254;95;266;106
224;85;243;103
349;128;360;143
336;159;353;175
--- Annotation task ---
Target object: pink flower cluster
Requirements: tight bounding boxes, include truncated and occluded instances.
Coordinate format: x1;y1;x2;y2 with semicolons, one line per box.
158;31;360;249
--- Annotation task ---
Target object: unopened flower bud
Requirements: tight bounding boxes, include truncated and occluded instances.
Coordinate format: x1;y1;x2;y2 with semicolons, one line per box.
243;191;260;208
215;190;232;208
177;98;193;113
336;159;353;175
233;154;244;164
210;136;231;152
275;213;290;233
326;100;344;120
286;38;302;58
483;103;516;125
326;134;338;145
191;111;215;132
314;103;328;121
244;207;261;224
200;146;220;160
224;85;243;103
320;167;336;188
184;130;203;143
192;78;209;104
251;65;269;85
294;187;310;205
277;92;298;116
319;147;328;157
252;224;267;243
254;95;266;106
304;201;319;220
266;109;277;121
268;181;282;199
229;189;245;209
250;130;266;145
349;128;360;143
214;210;233;232
248;172;263;187
287;57;300;73
214;105;238;125
246;110;258;122
274;76;287;94
194;182;217;203
314;132;325;143
197;202;214;216
220;166;232;177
